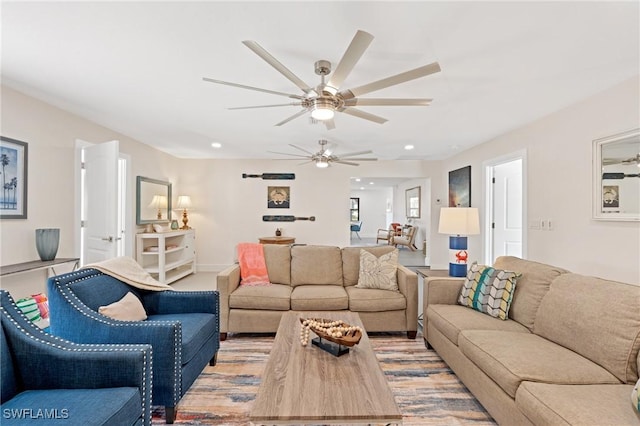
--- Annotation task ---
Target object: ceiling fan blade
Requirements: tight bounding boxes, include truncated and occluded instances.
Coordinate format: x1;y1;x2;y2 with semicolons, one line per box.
242;40;316;95
344;98;432;106
337;150;373;157
327;30;374;91
229;103;301;110
267;151;309;158
275;110;308;126
333;160;360;166
340;62;441;99
341;107;388;124
324;119;336;131
340;157;377;161
288;144;315;155
202;77;303;99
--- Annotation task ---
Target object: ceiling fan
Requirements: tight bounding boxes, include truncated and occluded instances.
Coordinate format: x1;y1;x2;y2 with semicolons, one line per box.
203;30;441;130
603;153;640;166
269;140;378;168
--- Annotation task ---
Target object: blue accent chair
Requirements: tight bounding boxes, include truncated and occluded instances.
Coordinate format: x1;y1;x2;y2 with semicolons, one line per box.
47;268;220;424
350;221;363;239
0;289;152;425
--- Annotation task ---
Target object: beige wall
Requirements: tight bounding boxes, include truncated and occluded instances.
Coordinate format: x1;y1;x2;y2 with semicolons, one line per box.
1;74;638;299
432;76;640;284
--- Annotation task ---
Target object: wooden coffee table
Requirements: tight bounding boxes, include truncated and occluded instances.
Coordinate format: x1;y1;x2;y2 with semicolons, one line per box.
250;311;402;425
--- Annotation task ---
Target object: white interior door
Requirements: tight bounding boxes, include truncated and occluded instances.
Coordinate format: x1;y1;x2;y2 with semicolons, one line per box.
82;140;119;264
491;159;523;260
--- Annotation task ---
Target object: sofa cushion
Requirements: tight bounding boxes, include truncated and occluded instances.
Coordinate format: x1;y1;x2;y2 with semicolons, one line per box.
534;273;640;384
98;292;147;321
291;246;343;287
427;304;529;346
493;256;568;331
516;382;638;426
229;284;291;311
458;262;518;320
342;245;397;286
263;244;291;285
290;285;348;310
346;286;406;312
458;330;620;398
2;387;142;425
355;249;399;291
147;312;217;365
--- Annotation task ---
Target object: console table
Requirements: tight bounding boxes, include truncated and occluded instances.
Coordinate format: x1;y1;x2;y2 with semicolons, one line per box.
1;258;80;277
258;236;295;245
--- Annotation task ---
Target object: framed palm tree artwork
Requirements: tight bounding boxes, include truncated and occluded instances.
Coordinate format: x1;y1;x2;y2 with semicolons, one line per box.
0;136;28;219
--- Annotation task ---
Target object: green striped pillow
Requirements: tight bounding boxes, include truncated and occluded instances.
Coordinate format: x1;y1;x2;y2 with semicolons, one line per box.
458;262;520;320
633;378;639;413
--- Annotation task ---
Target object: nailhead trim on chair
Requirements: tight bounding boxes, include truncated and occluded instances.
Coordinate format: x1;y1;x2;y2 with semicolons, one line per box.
50;268;182;406
1;302;152;425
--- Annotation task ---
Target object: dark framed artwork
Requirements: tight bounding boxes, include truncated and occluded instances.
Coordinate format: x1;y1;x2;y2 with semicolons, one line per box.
449;165;471;207
0;136;28;219
267;186;290;209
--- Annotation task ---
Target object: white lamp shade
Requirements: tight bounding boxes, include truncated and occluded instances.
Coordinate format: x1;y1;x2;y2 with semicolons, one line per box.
148;195;168;209
176;195;192;210
438;207;480;235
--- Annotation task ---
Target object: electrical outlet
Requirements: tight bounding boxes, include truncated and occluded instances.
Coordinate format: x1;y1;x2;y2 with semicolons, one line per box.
540;220;548;230
548;219;554;230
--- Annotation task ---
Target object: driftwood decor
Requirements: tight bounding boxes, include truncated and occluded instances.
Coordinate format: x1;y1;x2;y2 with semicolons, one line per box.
262;215;315;222
242;173;295;180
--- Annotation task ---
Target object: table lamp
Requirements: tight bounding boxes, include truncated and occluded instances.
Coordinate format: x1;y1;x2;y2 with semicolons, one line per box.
148;195;168;220
176;195;192;229
438;207;480;277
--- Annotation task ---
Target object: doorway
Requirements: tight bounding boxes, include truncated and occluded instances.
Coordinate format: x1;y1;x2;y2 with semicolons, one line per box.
484;152;526;264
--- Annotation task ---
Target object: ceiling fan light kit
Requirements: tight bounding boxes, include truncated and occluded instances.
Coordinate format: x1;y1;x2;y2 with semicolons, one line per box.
203;30;441;129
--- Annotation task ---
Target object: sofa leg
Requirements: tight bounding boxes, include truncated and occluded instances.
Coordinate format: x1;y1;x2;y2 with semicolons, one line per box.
165;406;176;424
424;338;433;349
209;352;218;366
407;330;417;339
220;332;227;341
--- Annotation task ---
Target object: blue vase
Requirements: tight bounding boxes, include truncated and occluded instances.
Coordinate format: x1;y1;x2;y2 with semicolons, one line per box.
35;228;60;261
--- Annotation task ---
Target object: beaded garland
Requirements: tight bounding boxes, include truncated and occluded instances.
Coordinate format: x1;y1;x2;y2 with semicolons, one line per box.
299;318;363;346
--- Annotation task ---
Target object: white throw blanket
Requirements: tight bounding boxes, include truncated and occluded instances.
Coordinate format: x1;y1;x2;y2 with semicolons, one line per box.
82;256;173;291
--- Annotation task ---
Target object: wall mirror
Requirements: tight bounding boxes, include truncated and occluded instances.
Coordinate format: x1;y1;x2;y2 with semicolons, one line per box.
593;128;640;221
136;176;172;225
406;186;421;218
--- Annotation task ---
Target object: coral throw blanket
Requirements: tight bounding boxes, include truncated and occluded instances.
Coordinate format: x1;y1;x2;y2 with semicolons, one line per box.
237;243;271;286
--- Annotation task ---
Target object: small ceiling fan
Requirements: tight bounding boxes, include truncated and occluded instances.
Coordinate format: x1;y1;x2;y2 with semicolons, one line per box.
269;140;378;168
203;30;441;130
603;153;640;166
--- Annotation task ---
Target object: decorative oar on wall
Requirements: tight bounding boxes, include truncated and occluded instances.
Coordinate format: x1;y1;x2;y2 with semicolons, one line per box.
263;215;315;222
603;173;640;179
242;173;295;180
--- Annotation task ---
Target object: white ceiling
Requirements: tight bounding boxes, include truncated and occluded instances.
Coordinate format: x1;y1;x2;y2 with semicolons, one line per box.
2;1;639;162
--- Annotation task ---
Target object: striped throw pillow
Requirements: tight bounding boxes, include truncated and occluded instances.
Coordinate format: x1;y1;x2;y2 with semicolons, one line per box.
458;262;519;320
633;378;639;413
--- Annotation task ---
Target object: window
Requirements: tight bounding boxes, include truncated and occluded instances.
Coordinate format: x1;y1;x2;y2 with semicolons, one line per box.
350;197;360;221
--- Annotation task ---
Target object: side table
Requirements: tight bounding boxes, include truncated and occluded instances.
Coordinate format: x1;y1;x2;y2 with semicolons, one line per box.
416;269;450;329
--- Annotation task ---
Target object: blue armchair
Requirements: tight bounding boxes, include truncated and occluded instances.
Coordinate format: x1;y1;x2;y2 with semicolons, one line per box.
1;289;152;425
350;221;363;239
47;268;220;424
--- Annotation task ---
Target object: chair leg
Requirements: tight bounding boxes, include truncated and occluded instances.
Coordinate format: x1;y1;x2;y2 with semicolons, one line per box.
165;406;176;424
356;231;361;239
407;330;417;339
209;352;218;366
220;332;227;341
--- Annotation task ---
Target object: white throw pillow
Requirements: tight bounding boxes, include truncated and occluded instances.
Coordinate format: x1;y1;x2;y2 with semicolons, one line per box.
98;292;147;321
355;249;399;291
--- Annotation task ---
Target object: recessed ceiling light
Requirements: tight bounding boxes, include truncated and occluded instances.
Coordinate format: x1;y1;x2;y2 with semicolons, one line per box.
404;144;414;150
211;142;222;148
355;178;361;182
369;182;374;185
360;187;365;190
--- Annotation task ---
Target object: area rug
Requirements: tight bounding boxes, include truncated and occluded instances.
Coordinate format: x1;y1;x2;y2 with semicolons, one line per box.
152;334;496;425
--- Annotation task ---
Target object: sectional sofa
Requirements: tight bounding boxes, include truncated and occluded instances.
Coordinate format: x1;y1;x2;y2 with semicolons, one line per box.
217;244;418;340
423;256;640;425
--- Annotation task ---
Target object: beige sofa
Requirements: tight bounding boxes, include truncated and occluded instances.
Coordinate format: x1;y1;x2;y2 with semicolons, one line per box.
423;256;640;425
217;244;418;340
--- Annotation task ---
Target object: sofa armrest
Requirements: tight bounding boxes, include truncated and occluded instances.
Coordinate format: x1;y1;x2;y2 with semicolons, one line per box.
143;290;219;315
216;264;241;334
397;265;418;332
422;277;464;346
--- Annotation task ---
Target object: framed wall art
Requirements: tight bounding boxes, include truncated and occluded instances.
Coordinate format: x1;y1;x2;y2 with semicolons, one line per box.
0;136;28;219
267;186;290;209
449;165;471;207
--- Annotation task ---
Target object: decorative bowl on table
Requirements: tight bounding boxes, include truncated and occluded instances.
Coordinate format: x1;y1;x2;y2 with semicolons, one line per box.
299;317;363;347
